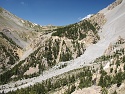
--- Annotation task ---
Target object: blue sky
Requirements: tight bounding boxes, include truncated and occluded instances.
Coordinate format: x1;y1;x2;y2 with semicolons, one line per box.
0;0;115;26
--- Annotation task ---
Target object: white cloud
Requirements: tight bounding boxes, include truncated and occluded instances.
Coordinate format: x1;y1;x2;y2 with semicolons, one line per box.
79;14;93;21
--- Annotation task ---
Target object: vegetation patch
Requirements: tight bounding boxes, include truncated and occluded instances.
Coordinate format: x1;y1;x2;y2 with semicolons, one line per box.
0;7;3;13
52;20;99;40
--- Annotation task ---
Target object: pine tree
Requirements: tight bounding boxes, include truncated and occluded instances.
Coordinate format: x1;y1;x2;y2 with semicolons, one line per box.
98;75;104;87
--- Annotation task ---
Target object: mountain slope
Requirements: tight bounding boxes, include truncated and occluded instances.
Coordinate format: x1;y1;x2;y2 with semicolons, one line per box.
0;7;58;74
0;7;39;75
0;6;106;86
0;0;125;93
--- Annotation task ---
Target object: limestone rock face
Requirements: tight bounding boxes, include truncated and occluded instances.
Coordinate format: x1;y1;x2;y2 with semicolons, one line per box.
108;0;123;10
89;13;106;28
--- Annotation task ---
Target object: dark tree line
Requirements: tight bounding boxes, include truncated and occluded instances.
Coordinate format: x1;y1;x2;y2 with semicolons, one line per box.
52;20;98;40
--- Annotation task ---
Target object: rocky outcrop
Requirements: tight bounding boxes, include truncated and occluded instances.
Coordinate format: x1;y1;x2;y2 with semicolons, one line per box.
89;13;106;28
108;0;123;10
104;36;125;56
